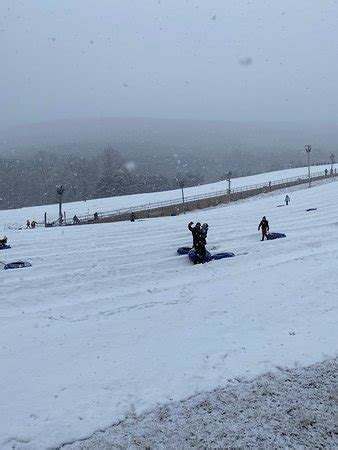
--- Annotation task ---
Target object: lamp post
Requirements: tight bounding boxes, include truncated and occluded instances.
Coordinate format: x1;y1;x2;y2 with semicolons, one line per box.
225;171;232;194
179;180;185;213
56;185;65;224
330;153;335;175
304;145;311;187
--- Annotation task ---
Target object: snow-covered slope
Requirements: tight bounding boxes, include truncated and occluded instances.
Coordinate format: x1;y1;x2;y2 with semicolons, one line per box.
0;178;337;449
0;164;334;227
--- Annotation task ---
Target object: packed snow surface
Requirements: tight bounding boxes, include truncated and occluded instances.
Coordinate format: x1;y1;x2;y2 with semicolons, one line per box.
0;165;333;226
0;174;337;449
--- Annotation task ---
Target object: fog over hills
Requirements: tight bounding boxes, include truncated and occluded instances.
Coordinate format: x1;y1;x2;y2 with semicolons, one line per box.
1;117;337;157
0;117;336;210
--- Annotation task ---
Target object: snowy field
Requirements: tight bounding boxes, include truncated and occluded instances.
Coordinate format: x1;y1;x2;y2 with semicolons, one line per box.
0;164;334;227
0;174;338;449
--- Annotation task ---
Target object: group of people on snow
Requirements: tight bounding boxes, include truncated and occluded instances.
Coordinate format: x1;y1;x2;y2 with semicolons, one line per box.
72;212;99;224
189;202;288;257
26;220;37;229
189;216;272;258
188;221;209;263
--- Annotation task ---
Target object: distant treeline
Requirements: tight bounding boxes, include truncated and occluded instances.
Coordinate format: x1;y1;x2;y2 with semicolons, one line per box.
0;144;329;210
0;148;203;210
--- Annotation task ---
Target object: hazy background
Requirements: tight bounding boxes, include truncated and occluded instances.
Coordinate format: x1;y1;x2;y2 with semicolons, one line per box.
0;0;337;208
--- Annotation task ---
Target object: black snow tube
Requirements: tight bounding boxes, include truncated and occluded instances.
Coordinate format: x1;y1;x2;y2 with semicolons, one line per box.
266;232;286;240
177;247;192;255
188;249;212;264
0;245;11;250
3;261;32;270
211;252;235;260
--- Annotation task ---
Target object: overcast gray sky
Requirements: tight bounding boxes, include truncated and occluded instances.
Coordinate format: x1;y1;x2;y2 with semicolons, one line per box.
1;0;337;129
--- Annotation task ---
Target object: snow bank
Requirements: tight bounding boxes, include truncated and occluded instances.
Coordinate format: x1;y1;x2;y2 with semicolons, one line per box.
65;358;337;449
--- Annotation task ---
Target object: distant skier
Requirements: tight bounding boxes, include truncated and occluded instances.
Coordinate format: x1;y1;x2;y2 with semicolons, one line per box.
258;216;269;241
93;212;99;221
285;195;290;206
26;220;30;229
31;220;37;229
0;236;8;246
188;221;201;249
130;212;136;222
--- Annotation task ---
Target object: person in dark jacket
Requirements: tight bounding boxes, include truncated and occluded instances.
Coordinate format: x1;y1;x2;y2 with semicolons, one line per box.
195;223;208;260
258;216;269;241
0;236;8;246
200;223;209;239
93;212;99;221
188;221;201;249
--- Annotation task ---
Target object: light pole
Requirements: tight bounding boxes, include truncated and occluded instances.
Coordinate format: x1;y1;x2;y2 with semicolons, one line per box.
225;171;232;194
330;153;335;175
179;180;185;213
57;185;65;224
305;145;311;187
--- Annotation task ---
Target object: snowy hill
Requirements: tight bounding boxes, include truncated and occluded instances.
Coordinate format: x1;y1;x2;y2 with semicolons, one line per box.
0;171;337;448
0;164;334;227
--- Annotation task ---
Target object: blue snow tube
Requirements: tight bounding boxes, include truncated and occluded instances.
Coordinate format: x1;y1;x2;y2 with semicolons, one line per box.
177;247;192;255
4;261;32;270
0;245;11;250
211;252;235;260
188;249;212;264
266;232;286;240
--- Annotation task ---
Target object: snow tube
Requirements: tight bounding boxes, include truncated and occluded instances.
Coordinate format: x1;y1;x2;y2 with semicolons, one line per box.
0;245;11;250
266;232;286;240
3;261;32;270
211;252;235;260
177;247;192;255
188;249;212;264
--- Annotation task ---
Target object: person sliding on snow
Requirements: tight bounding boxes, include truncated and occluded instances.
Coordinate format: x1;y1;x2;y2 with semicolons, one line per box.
188;221;201;249
0;236;8;247
258;216;269;241
285;195;290;206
